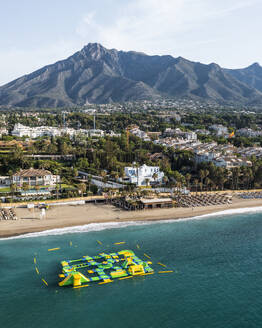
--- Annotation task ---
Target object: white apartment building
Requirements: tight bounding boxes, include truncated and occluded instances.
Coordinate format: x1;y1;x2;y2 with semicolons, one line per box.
209;124;228;136
11;124;118;140
214;157;252;168
237;128;262;138
164;128;197;140
130;128;151;141
11;123;84;138
87;129;105;137
195;151;220;164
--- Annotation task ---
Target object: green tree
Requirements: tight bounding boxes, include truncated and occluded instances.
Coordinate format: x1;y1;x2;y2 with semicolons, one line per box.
78;183;86;197
22;182;30;192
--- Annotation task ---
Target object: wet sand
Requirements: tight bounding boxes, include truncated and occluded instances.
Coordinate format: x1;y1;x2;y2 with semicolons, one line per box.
0;197;262;238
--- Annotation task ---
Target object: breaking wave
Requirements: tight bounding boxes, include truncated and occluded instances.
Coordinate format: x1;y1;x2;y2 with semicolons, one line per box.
1;206;262;241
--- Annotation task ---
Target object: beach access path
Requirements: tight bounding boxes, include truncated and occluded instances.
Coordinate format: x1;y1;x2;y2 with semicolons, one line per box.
0;197;262;238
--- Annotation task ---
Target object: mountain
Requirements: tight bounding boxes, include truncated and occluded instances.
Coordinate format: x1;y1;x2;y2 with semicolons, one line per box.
1;43;262;107
225;63;262;93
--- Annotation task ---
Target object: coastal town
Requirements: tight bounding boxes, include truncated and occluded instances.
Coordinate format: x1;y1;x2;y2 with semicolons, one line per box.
2;2;262;328
0;105;261;228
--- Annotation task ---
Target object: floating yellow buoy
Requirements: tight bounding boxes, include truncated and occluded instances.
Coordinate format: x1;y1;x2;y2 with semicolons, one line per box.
157;262;167;268
158;270;173;274
73;284;89;289
119;276;133;280
48;247;60;252
42;279;48;286
35;267;40;274
140;272;154;276
97;240;102;245
99;279;113;285
143;253;151;259
114;242;126;245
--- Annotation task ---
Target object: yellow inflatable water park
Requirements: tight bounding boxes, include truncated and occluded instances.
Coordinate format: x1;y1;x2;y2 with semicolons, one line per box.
58;250;154;288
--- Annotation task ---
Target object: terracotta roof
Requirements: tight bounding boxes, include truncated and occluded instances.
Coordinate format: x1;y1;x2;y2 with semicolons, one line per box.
13;168;52;177
149;152;166;160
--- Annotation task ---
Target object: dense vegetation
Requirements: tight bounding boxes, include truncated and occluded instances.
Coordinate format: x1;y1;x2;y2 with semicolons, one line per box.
1;133;262;193
0;110;262;197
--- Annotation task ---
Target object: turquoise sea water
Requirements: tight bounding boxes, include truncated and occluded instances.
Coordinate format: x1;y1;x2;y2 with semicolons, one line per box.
1;211;262;328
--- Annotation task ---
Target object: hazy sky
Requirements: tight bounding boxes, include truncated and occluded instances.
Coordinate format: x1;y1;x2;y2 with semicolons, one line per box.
0;0;261;85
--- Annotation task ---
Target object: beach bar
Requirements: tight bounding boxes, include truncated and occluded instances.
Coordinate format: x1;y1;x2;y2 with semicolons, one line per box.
140;198;174;209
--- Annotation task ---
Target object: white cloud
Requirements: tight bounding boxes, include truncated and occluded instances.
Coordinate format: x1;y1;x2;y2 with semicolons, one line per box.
75;0;259;55
0;0;261;85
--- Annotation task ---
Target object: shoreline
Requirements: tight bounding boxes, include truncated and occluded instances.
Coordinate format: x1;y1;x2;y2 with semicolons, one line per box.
1;197;262;239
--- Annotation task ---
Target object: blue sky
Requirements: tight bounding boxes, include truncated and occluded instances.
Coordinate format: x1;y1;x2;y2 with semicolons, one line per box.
0;0;261;85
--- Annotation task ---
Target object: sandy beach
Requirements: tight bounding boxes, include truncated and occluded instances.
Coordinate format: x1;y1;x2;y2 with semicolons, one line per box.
0;197;262;238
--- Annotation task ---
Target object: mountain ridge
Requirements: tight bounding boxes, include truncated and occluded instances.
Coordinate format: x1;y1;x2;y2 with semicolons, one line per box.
0;42;262;107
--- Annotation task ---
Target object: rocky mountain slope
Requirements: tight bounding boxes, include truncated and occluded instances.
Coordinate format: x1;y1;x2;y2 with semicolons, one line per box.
0;43;262;107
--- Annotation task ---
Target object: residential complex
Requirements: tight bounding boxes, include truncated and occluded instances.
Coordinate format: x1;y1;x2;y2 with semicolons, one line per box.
127;123;262;169
12;123;77;138
11;123;119;139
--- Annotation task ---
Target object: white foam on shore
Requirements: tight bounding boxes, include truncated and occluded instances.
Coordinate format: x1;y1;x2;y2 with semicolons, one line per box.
184;206;262;220
1;206;262;241
0;221;150;241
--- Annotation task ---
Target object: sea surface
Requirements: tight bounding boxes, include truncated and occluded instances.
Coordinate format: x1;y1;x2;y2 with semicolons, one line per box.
1;209;262;328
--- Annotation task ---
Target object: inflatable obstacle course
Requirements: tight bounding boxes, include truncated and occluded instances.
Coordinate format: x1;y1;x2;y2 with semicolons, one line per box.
58;250;154;288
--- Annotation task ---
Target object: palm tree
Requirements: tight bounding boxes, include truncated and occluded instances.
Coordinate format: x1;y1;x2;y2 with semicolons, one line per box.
100;170;107;186
204;169;209;191
10;183;17;200
205;177;211;191
55;184;59;199
163;176;168;186
232;167;240;190
194;178;199;194
152;172;158;185
86;174;92;193
145;178;150;187
199;170;205;191
219;174;227;191
185;173;191;190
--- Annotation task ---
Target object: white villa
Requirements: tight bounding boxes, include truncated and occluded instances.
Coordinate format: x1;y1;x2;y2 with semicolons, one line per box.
123;164;164;186
12;168;60;187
